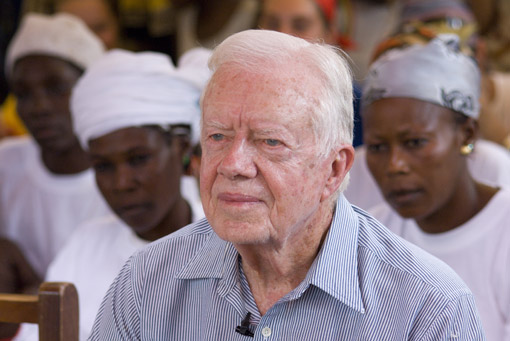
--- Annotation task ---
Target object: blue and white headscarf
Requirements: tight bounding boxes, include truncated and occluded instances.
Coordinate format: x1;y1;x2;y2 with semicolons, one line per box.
363;34;480;119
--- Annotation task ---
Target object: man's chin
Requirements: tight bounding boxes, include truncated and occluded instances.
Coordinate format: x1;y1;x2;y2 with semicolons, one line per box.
212;220;269;245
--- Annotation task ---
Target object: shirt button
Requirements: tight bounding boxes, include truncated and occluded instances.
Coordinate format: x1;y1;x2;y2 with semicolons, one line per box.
261;326;271;337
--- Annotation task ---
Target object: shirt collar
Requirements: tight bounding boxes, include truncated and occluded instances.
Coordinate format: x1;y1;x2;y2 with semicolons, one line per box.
174;227;234;281
308;194;365;314
174;225;242;315
174;195;365;314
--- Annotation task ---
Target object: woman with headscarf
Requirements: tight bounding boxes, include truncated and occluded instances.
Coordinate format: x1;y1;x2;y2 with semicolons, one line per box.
362;35;510;340
344;0;510;209
16;47;210;341
0;13;110;279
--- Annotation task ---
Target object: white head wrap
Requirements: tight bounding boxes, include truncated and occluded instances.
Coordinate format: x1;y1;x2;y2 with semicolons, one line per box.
363;34;480;118
71;48;211;148
177;47;213;144
5;12;105;77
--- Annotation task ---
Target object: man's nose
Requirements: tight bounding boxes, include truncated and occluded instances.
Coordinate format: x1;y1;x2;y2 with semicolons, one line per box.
217;138;257;180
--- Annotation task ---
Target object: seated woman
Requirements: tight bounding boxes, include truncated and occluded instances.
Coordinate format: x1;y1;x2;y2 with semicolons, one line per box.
14;48;210;341
1;13;109;279
344;0;510;210
362;35;510;340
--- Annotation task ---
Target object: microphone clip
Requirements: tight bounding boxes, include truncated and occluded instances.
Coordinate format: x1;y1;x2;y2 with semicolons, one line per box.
235;312;254;337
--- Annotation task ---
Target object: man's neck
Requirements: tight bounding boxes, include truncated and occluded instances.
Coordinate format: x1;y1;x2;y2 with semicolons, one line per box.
236;203;334;315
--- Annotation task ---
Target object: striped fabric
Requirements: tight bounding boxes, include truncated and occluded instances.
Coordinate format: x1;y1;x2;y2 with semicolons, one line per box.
89;195;485;340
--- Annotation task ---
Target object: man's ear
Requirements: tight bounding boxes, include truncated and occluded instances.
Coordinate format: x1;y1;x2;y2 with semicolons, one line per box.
321;144;355;201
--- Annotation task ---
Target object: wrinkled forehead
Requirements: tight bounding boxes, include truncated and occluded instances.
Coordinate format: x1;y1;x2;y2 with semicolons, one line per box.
204;63;321;113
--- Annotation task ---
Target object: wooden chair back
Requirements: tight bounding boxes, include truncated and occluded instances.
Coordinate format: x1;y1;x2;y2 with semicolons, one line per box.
0;282;79;341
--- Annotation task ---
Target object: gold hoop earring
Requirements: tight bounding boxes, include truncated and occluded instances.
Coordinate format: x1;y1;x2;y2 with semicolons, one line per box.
460;143;474;155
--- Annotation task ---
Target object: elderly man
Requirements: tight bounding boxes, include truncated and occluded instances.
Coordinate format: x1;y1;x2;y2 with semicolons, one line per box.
90;30;485;340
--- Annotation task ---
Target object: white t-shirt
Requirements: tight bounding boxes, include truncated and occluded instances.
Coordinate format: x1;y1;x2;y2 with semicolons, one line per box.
370;189;510;341
47;215;148;341
0;136;110;277
345;139;510;211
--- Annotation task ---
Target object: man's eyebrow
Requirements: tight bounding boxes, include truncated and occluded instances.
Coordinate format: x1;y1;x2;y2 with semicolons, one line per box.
254;127;289;135
203;120;230;130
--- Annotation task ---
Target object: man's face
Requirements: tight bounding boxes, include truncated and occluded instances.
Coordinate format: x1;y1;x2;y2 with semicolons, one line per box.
258;0;333;44
363;98;466;220
10;55;81;152
200;66;335;247
89;127;183;238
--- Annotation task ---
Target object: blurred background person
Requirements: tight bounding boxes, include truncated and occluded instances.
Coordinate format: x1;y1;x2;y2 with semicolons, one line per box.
466;0;510;72
343;0;400;82
466;0;510;150
56;0;119;50
173;0;258;58
257;0;363;146
0;0;121;140
257;0;338;44
0;13;109;280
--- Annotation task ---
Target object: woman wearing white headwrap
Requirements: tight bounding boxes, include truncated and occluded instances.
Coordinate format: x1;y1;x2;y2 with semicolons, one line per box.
0;12;110;283
22;48;211;341
360;35;510;340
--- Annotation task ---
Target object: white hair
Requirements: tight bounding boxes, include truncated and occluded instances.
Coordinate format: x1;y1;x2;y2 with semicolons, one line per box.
204;29;353;155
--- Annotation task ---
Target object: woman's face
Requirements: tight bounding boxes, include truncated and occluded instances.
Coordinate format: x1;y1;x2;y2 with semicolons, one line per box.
363;98;469;221
88;127;183;237
258;0;333;43
10;55;82;152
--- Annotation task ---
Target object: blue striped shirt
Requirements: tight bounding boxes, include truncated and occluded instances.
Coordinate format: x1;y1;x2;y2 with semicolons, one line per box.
89;195;485;340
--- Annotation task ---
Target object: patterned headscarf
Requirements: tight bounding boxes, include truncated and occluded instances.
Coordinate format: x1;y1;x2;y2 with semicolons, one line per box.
363;34;480;119
400;0;474;24
371;0;477;63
